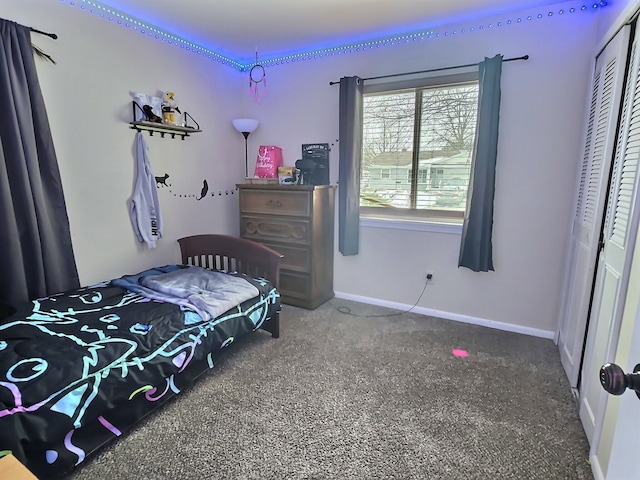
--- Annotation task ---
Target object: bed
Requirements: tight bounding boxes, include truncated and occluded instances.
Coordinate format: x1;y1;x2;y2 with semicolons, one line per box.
0;234;282;479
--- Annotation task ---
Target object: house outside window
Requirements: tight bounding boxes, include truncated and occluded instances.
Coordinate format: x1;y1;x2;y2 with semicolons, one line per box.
431;168;444;188
360;72;479;221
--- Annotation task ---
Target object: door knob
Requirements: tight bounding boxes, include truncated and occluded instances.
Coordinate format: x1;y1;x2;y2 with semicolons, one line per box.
599;363;640;399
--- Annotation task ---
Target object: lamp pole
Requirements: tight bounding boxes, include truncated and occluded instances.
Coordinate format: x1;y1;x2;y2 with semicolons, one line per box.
242;131;250;177
231;119;259;178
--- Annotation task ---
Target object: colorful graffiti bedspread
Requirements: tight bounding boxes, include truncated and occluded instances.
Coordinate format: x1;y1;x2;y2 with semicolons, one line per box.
0;266;280;479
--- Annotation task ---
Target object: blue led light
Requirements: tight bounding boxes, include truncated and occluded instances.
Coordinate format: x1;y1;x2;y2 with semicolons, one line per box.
56;0;239;69
62;0;607;72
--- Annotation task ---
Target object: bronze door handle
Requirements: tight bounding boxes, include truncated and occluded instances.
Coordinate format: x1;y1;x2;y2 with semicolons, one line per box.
600;363;640;399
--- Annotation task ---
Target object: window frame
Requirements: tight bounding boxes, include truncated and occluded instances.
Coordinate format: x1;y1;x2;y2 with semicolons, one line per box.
360;69;479;225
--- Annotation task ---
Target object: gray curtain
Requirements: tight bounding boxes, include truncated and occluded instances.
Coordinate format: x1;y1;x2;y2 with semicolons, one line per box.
338;76;363;256
458;54;503;272
0;18;79;305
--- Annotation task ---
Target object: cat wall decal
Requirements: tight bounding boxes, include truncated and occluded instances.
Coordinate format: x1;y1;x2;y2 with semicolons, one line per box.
155;173;170;188
196;179;208;200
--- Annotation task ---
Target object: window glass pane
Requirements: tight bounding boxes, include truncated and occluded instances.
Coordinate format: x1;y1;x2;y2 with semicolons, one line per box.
361;91;415;209
360;81;478;216
419;83;477;211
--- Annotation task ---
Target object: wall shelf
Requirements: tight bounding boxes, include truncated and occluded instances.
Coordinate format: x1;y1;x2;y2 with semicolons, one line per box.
129;101;201;139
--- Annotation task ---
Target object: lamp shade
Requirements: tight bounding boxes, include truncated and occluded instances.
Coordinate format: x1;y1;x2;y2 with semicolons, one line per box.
232;118;259;134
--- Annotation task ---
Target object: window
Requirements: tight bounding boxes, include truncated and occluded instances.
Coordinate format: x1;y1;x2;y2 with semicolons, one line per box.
360;72;479;221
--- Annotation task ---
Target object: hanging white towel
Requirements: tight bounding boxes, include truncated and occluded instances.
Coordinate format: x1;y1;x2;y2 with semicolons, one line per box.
129;132;163;248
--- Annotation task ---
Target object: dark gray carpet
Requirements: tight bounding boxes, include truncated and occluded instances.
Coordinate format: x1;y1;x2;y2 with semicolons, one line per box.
69;300;592;480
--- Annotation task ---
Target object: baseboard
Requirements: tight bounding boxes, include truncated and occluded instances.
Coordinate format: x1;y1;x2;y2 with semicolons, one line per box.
333;291;555;339
589;453;604;480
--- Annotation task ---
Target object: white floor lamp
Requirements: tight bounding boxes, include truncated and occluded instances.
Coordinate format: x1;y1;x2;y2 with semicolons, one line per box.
231;119;259;178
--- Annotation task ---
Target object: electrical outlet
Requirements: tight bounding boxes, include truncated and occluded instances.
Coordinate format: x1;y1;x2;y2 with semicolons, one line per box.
426;271;434;282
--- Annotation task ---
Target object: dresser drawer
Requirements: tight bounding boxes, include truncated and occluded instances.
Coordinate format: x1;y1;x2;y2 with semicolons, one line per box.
279;271;310;300
240;189;311;217
241;215;310;245
260;241;311;272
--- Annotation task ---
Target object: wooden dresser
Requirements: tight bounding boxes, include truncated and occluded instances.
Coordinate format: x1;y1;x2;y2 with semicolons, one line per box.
237;184;336;309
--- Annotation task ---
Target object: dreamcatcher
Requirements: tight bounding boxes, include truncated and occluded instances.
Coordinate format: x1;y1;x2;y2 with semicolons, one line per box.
249;50;267;103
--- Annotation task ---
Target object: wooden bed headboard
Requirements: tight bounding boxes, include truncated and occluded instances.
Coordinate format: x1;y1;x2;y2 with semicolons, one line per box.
177;234;283;289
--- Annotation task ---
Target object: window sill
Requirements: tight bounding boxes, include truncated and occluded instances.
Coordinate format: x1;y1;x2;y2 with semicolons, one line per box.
360;215;463;234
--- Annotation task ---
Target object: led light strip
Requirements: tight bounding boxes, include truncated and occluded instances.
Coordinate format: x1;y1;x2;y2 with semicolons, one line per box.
258;1;609;68
60;0;243;70
60;0;607;72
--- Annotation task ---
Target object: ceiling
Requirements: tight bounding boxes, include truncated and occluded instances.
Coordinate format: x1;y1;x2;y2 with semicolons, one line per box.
95;0;572;62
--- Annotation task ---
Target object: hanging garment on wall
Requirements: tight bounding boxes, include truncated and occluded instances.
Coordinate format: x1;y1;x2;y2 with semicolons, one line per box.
129;132;163;248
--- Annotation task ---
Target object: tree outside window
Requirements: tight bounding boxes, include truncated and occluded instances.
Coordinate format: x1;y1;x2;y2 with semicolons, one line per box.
360;78;479;219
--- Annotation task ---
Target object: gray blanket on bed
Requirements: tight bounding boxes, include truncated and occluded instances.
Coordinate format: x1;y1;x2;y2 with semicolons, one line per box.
109;265;259;322
138;267;259;321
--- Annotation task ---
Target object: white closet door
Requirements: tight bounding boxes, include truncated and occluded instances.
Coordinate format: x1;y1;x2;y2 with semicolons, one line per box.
580;22;640;447
557;25;631;388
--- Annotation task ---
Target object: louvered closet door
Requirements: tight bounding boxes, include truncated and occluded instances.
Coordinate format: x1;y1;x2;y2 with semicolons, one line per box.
557;25;630;388
579;22;640;447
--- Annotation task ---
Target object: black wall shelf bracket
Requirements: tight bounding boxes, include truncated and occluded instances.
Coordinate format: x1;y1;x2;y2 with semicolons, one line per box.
129;101;201;140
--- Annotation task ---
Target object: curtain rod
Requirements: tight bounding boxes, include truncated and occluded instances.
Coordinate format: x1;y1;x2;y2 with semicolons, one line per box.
329;54;529;85
30;27;58;40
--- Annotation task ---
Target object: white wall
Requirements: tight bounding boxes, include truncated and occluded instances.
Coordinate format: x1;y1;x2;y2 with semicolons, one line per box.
249;2;600;335
595;0;637;47
4;1;601;335
4;0;250;285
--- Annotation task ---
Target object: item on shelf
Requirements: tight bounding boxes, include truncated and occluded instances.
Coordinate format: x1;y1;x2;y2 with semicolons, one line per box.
143;105;163;123
295;158;316;185
162;91;182;126
131;92;163;121
245;177;279;185
301;143;330;185
254;145;283;178
129;101;201;140
278;166;295;185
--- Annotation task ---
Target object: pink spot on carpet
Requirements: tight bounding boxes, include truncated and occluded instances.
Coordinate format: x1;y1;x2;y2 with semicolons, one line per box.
452;349;469;358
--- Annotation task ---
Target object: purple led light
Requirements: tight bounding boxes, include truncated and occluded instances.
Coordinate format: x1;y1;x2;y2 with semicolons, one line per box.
63;0;608;71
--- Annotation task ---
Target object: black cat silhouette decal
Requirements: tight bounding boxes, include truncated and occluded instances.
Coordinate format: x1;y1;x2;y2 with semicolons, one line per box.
155;173;170;188
196;179;208;200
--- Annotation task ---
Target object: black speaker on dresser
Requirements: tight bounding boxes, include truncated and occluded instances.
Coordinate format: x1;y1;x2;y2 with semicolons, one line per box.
302;143;329;185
